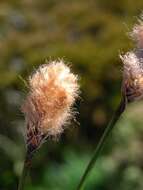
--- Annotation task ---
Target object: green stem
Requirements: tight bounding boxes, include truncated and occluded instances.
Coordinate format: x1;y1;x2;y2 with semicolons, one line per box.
18;153;31;190
76;97;126;190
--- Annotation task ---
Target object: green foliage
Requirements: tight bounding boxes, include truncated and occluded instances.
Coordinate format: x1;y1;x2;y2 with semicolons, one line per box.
26;103;143;190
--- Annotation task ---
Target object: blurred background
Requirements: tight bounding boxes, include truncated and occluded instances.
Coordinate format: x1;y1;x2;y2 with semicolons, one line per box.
0;0;143;190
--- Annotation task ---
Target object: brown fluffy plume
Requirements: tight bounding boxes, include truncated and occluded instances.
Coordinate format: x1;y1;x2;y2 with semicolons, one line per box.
121;15;143;103
21;60;79;157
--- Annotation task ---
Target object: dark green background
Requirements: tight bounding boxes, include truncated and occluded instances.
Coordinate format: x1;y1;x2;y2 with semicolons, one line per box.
0;0;143;189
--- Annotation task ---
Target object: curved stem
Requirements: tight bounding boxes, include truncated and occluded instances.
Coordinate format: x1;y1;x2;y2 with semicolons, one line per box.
76;97;126;190
18;153;31;190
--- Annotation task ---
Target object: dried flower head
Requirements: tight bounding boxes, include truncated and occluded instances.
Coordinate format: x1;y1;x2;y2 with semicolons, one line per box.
121;51;143;102
21;60;79;157
120;14;143;103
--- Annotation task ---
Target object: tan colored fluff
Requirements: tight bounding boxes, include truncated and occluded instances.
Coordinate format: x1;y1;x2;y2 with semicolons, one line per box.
120;52;143;102
121;15;143;102
21;60;79;155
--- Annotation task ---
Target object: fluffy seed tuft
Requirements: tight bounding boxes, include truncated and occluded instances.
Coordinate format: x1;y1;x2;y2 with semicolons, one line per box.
120;15;143;103
121;51;143;102
21;60;79;156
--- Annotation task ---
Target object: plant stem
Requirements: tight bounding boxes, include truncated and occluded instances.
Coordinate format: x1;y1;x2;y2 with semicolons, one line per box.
18;153;31;190
76;97;126;190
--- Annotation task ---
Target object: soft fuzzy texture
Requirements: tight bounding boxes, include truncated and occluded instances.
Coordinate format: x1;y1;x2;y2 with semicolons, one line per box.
21;60;79;154
131;23;143;48
121;15;143;102
120;52;143;102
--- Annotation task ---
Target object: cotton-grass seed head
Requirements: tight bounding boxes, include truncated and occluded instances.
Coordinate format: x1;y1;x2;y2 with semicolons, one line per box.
21;60;79;156
120;52;143;102
131;20;143;49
